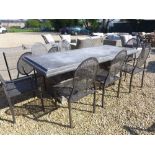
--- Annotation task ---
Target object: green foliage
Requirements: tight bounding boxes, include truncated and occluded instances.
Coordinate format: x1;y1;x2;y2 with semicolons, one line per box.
25;19;41;28
40;20;53;31
50;19;79;31
8;28;40;33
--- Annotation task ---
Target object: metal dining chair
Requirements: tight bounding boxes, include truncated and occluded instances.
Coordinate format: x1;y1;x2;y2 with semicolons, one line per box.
96;50;127;108
48;57;99;128
124;38;140;63
122;44;151;93
0;52;45;123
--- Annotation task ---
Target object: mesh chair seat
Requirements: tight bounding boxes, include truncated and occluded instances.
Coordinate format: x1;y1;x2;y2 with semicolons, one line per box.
51;78;95;103
5;77;37;98
122;64;144;74
96;74;120;87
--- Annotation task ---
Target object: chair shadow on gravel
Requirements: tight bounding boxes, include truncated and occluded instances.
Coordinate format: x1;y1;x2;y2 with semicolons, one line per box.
146;61;155;73
5;99;59;121
23;115;70;128
4;98;70;128
0;117;13;123
123;123;155;135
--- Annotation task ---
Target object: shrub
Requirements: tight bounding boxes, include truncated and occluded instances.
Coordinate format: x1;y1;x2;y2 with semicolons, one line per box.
25;19;41;28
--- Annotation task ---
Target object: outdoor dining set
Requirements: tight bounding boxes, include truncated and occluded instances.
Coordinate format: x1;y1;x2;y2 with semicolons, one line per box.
0;34;151;128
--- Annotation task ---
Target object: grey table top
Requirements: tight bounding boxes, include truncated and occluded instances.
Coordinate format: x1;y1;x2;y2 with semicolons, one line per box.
24;45;139;77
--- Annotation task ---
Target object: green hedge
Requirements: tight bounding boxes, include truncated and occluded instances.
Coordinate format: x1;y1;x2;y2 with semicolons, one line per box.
8;28;41;32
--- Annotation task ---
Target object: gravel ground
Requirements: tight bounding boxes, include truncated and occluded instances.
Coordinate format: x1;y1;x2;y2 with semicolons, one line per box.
0;33;155;135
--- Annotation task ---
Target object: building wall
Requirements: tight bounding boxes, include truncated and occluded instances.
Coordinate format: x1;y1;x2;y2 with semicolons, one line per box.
0;21;25;28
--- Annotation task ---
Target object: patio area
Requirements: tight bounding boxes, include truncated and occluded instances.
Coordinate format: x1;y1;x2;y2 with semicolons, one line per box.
0;53;154;135
0;33;155;135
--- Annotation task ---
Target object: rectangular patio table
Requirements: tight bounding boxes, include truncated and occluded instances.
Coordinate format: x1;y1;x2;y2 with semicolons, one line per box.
23;45;139;78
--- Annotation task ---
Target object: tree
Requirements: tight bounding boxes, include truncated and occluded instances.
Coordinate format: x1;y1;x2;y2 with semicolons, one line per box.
50;19;79;31
100;19;114;33
81;19;100;32
25;19;41;28
40;20;53;31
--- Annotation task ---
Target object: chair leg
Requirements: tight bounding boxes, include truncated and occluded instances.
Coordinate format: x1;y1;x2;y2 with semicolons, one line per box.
101;84;105;108
141;70;145;88
124;72;127;81
129;73;134;93
93;90;96;113
68;101;73;128
39;89;45;112
7;97;15;123
117;78;122;98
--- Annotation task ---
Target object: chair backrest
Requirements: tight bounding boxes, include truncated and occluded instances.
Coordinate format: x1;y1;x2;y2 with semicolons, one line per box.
69;57;99;102
136;44;151;68
2;48;28;80
109;50;127;77
17;52;34;76
125;38;138;48
58;40;71;52
41;34;55;44
48;46;59;53
76;37;103;49
31;42;48;55
59;34;71;43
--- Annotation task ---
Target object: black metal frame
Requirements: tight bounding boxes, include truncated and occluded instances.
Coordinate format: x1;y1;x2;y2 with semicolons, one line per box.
3;52;13;80
51;57;99;128
0;73;45;123
122;44;151;93
96;50;127;108
0;52;45;123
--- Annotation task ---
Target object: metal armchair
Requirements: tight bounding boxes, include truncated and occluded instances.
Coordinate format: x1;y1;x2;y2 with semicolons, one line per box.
96;50;127;108
49;57;99;128
0;52;45;123
122;44;151;93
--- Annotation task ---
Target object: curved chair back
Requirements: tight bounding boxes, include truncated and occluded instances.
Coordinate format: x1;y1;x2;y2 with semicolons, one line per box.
109;50;127;77
136;44;151;68
17;52;34;76
125;38;139;48
69;57;98;102
59;35;71;43
41;34;55;44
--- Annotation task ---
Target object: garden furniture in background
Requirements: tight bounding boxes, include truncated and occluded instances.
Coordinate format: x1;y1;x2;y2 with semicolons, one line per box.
41;34;55;44
59;34;77;47
31;42;48;55
72;37;103;49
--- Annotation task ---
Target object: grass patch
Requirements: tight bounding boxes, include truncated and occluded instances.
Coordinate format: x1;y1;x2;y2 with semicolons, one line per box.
7;28;41;33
